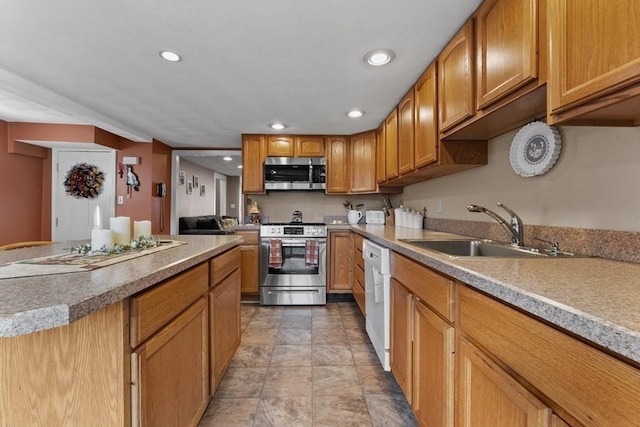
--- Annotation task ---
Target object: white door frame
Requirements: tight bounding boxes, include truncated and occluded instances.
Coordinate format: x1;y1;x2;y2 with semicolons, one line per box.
213;172;227;216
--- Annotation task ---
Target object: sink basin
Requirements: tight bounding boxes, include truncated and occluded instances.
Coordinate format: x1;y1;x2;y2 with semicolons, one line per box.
399;239;575;258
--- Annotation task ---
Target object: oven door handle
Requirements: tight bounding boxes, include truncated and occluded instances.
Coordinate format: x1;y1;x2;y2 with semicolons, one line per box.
261;239;326;247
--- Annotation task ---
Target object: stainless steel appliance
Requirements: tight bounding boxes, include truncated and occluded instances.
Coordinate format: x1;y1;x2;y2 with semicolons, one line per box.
264;157;326;191
260;222;327;305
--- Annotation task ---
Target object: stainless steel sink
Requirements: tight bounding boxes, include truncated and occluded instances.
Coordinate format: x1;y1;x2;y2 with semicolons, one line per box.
399;239;577;258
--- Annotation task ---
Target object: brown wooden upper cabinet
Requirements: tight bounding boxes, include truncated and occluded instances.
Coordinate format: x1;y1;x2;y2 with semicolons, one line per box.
325;135;349;194
414;62;438;168
385;108;399;180
475;0;538;110
350;130;377;193
242;134;266;194
438;20;475;133
266;135;294;156
294;136;325;157
375;123;386;184
548;0;640;126
398;89;415;175
266;135;325;157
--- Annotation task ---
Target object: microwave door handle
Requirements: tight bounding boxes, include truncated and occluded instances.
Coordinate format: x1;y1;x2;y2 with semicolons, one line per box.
308;159;313;189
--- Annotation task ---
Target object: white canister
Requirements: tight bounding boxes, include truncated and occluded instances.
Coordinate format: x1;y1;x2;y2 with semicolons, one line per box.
412;212;423;229
394;208;403;227
110;217;131;245
134;220;152;240
347;210;363;224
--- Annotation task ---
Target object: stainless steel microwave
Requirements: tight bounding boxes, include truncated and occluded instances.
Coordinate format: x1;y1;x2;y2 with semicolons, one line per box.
264;157;326;191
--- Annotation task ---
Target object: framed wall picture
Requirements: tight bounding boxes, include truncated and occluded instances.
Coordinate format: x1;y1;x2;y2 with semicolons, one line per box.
178;170;185;185
200;184;206;196
193;175;199;187
187;181;193;195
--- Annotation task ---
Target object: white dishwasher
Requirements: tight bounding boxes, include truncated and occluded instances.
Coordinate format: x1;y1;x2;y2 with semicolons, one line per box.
362;239;391;371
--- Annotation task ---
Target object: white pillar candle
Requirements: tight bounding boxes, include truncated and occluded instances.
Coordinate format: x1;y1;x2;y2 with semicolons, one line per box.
134;220;152;240
91;229;114;251
93;205;102;229
110;216;131;245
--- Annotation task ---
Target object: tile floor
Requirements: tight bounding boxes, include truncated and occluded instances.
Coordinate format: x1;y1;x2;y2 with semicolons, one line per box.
198;301;418;427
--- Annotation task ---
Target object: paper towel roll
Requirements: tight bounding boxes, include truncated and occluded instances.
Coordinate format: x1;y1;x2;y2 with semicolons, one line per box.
134;220;152;240
110;217;131;245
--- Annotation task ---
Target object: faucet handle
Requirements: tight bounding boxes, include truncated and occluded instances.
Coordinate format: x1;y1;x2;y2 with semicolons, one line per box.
496;202;522;222
533;237;559;254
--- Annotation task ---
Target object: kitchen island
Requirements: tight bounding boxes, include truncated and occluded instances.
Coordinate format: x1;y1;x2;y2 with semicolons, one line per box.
350;224;640;426
0;235;243;426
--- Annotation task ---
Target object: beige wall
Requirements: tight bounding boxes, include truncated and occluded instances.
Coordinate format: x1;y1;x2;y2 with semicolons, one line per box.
177;160;215;218
249;193;389;223
397;126;640;232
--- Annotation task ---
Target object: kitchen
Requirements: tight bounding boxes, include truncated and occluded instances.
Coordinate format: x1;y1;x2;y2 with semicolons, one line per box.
2;0;640;426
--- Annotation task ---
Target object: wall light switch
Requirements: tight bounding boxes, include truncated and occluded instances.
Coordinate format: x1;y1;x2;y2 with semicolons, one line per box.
230;203;236;209
436;199;442;213
117;195;124;205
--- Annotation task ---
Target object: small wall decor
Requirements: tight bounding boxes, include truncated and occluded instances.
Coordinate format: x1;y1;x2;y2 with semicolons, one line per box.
187;181;193;195
200;185;206;196
193;175;199;187
178;171;185;185
510;121;562;177
126;165;140;194
64;162;105;199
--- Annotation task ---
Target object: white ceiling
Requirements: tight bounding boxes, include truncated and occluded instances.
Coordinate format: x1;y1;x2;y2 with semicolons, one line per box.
0;0;482;150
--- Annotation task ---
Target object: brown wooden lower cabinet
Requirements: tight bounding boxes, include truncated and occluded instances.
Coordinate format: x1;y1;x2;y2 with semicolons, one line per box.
328;230;353;293
352;233;365;315
457;335;551;427
236;230;259;294
132;297;209;427
209;268;241;392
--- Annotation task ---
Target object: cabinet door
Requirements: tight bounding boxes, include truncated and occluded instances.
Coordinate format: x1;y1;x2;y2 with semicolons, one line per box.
385;109;399;180
242;134;266;193
549;0;640;113
476;0;537;109
209;269;241;392
413;299;454;427
267;135;295;156
414;62;438;168
398;90;415;175
457;336;551;427
390;280;413;403
438;20;475;132
240;244;259;294
350;131;377;193
375;123;386;183
325;136;349;193
328;231;353;292
133;298;209;427
294;136;325;157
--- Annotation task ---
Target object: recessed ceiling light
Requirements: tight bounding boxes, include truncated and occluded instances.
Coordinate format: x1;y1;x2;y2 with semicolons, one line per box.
347;110;365;118
223;156;232;161
270;123;286;130
364;49;396;66
159;50;182;62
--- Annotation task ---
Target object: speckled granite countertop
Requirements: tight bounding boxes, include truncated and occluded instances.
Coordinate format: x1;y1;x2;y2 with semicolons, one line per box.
351;225;640;366
0;235;242;337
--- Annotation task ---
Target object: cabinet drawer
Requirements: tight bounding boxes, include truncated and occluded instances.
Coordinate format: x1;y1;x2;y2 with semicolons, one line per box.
354;234;364;270
131;263;208;347
391;252;455;322
353;277;365;315
459;285;640;426
236;230;258;245
210;246;240;286
354;262;364;286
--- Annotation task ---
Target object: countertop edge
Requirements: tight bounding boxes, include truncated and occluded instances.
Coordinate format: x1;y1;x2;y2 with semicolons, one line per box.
351;226;640;366
0;237;242;337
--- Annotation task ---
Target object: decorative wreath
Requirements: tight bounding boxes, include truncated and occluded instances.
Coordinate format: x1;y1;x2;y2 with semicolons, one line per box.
64;163;105;199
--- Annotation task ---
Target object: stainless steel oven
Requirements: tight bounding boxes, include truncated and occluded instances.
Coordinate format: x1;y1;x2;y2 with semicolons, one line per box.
259;223;327;305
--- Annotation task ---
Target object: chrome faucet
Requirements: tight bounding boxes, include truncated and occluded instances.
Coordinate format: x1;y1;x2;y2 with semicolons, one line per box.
466;203;524;246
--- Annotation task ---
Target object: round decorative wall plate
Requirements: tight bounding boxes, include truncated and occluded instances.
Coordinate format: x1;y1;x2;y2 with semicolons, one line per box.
509;121;562;177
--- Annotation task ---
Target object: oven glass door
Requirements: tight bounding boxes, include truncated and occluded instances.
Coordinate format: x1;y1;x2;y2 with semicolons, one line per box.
267;239;323;275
